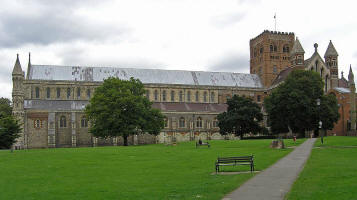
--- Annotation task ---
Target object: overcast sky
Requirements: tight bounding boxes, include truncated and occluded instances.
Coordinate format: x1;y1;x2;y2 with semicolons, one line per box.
1;0;356;99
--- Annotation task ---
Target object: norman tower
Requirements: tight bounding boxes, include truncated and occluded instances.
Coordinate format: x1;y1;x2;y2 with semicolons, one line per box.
290;38;305;69
250;30;295;87
324;40;339;89
348;65;356;131
12;54;25;149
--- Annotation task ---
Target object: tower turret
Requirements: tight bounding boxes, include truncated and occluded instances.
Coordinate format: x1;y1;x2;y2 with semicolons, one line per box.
290;38;305;69
12;54;25;149
348;65;356;131
325;40;339;88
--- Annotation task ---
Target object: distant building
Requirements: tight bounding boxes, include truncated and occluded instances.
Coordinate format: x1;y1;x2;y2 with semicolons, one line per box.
11;30;355;149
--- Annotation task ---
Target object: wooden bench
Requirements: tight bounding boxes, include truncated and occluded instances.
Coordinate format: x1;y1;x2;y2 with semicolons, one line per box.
215;156;254;173
196;141;210;148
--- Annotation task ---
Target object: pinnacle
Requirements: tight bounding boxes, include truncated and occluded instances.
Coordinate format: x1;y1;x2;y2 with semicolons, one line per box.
324;40;338;57
291;38;305;55
12;54;23;75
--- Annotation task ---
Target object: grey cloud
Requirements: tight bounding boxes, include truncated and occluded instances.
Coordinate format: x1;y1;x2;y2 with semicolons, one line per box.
209;54;249;73
0;0;130;47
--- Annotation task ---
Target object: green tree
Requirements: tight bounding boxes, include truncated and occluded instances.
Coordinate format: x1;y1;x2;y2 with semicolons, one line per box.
217;95;263;139
85;77;165;146
0;98;21;149
0;116;21;149
320;94;340;130
0;98;12;118
264;70;339;136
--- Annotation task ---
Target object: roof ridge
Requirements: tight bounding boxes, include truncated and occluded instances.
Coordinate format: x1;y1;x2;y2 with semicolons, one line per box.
31;64;253;75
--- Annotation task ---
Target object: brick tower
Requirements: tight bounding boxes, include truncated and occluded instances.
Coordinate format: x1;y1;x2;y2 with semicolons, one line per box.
324;40;339;89
250;30;295;87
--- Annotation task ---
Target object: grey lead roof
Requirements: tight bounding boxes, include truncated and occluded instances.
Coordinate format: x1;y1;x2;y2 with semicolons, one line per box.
28;65;263;88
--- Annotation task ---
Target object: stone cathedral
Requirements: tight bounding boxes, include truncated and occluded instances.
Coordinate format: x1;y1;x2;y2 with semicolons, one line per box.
12;30;355;149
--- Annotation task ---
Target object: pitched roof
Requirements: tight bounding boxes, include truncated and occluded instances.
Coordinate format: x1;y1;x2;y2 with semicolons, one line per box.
27;65;263;88
291;38;305;55
324;40;338;57
334;87;350;94
270;67;293;87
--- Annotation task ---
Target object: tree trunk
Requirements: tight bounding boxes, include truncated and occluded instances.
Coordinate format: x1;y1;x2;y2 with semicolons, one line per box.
124;134;128;146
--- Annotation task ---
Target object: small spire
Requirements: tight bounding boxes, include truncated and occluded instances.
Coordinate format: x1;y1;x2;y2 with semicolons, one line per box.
28;52;31;67
324;40;339;57
348;64;354;83
290;37;305;55
12;54;23;75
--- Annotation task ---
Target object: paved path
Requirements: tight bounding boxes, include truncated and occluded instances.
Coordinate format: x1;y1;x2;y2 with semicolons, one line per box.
223;138;316;200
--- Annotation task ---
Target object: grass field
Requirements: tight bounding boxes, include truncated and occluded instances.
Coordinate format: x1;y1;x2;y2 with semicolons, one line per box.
0;139;305;200
286;136;357;200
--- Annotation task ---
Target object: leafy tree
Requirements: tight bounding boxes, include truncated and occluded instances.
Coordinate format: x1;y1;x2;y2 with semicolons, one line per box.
0;116;21;149
0;98;12;118
217;95;263;139
0;98;21;149
85;77;165;146
264;70;339;136
320;94;340;130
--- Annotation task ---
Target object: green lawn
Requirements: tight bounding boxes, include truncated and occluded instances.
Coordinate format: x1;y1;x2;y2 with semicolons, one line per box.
0;139;304;200
286;136;357;200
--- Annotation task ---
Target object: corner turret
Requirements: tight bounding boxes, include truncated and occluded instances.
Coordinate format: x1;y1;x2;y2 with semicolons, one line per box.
12;54;25;149
325;40;339;88
348;65;356;131
290;37;305;68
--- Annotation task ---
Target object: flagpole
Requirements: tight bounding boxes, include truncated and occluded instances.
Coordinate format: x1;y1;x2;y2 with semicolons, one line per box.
274;13;277;31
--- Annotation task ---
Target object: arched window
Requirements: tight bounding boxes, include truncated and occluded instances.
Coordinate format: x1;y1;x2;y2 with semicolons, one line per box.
270;45;274;52
273;66;277;74
34;119;42;128
195;91;199;102
146;90;150;100
274;45;277;52
211;92;215;102
213;118;219;128
56;88;61;98
60;116;67;128
77;88;81;99
283;44;290;53
164;117;168;128
325;75;328;92
35;87;40;98
87;89;91;99
162;90;167;101
203;91;207;102
257;95;261;102
154;90;158;101
46;87;50;99
196;117;203;128
179;91;183;102
171;91;175;102
67;88;71;99
81;116;88;128
187;91;191;102
179;117;185;128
